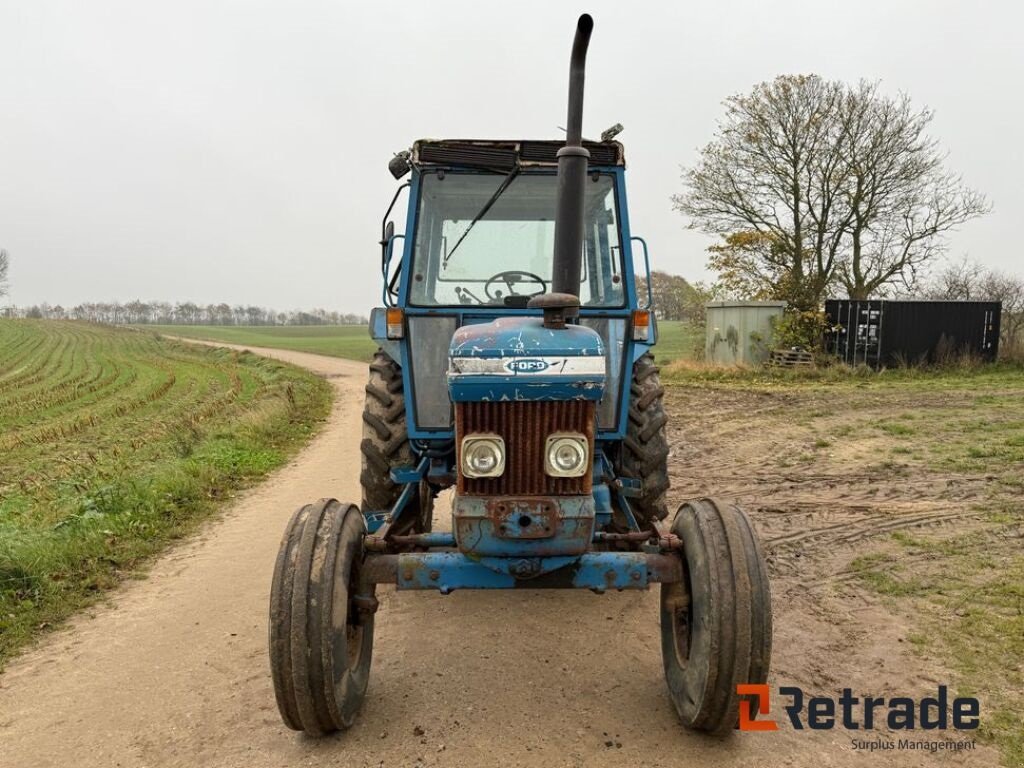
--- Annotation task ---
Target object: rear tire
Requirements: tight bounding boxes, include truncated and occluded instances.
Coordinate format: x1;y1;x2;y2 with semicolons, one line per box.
661;498;772;734
269;499;374;735
360;350;433;534
615;352;670;526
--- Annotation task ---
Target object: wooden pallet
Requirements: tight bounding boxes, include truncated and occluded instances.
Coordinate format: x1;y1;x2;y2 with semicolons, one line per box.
767;348;815;368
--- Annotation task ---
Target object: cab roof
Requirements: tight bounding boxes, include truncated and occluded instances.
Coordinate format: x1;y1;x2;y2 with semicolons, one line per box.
411;139;625;171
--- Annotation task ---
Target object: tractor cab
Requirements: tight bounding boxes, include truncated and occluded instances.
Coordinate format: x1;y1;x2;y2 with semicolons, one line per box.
371;139;653;444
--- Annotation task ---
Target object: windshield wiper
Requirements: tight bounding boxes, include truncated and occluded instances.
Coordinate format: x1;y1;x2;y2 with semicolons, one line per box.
442;166;520;269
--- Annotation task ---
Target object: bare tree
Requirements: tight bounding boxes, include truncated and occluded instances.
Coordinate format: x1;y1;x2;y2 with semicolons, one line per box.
675;76;989;308
926;259;1024;357
0;249;9;298
835;82;990;297
924;258;986;300
675;76;845;310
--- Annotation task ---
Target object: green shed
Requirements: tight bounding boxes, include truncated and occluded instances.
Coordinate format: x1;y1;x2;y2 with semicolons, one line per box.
705;301;787;365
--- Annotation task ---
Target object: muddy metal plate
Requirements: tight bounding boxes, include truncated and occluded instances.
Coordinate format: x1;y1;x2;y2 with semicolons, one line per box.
486;498;558;539
453;494;595;558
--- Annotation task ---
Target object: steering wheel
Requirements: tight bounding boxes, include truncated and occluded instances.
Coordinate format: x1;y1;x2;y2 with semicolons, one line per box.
483;270;548;302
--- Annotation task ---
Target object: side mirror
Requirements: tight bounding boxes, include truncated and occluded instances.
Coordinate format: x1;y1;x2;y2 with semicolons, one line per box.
380;220;396;267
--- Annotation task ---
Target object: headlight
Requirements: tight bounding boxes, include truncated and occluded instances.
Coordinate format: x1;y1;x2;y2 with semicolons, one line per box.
461;434;505;478
545;433;589;478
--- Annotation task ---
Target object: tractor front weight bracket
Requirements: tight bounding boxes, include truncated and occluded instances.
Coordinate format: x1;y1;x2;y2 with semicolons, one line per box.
358;550;683;595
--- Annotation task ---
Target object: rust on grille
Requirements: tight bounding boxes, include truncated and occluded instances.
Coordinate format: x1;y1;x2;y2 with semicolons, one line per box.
456;400;595;496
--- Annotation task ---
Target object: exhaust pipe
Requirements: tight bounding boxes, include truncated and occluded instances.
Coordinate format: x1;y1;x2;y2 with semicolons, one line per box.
531;14;593;327
552;13;593;297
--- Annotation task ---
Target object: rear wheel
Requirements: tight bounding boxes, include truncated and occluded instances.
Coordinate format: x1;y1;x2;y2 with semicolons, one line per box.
361;350;433;534
661;498;772;734
614;352;670;526
269;499;374;735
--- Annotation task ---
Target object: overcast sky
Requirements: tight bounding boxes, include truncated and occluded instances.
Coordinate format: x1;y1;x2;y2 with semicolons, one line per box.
1;0;1021;313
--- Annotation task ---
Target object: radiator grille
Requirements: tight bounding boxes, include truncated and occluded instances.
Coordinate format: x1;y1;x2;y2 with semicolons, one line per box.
456;400;595;496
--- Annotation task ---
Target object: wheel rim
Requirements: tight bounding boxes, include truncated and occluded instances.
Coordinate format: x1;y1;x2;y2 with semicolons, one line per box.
673;608;692;665
667;566;694;668
346;623;363;668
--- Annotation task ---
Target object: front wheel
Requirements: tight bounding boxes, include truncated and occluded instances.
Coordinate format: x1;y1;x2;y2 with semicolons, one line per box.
269;499;374;735
661;498;772;734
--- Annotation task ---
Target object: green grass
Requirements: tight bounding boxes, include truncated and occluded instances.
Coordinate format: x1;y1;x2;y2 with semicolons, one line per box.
0;320;332;665
651;321;701;365
853;530;1024;766
670;359;1024;484
146;324;378;362
147;320;701;366
879;422;915;436
662;355;1024;388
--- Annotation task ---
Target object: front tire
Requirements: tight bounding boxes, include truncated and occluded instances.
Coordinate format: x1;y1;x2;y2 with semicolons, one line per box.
661;498;772;734
269;499;374;735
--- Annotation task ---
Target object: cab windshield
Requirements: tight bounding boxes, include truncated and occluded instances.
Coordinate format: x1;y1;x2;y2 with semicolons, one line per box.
408;171;624;307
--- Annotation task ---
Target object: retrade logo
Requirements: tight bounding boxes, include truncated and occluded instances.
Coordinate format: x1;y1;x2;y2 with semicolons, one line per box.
505;358;550;373
737;684;980;733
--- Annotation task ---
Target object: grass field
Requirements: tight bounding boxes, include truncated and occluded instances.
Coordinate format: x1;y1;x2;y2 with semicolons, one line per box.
146;320;702;365
661;360;1024;765
146;324;378;362
0;320;331;664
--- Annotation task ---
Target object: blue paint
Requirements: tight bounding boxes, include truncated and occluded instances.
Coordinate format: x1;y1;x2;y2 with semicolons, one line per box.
591;482;613;528
448;379;604;403
364;512;387;534
404;531;456;548
389;464;427;485
394;551;651;593
447;316;606;403
368;308;400;361
449;317;605;359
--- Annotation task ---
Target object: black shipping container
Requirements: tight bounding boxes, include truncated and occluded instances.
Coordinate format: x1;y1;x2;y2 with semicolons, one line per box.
825;299;1001;368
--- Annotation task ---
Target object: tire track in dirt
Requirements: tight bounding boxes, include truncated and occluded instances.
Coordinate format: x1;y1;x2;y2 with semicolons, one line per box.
662;381;1007;758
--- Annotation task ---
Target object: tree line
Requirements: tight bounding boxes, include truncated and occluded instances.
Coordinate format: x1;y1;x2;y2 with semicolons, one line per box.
635;271;711;324
1;301;368;326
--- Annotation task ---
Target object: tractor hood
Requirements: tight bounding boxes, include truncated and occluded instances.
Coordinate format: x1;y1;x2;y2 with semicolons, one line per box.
448;316;605;403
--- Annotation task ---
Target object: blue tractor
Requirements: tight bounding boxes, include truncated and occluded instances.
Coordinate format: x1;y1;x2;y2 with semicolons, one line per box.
269;14;772;736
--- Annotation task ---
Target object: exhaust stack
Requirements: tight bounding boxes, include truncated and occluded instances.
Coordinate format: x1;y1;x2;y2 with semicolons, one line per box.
531;13;593;328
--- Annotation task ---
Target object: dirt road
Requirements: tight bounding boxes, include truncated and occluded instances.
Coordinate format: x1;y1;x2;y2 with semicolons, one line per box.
0;344;1000;767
